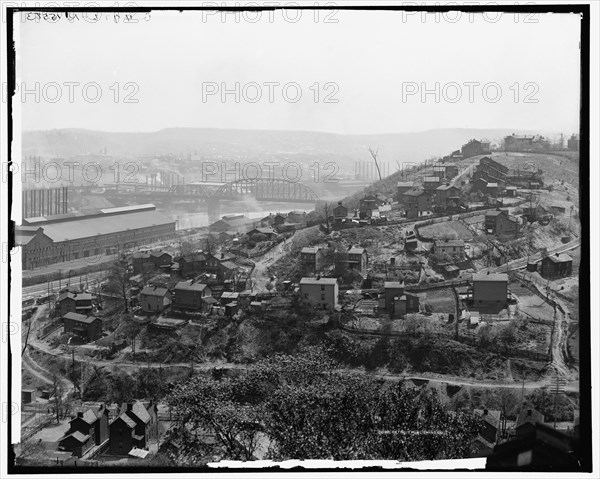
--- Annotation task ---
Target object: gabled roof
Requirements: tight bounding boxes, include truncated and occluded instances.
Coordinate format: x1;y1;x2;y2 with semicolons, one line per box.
403;189;425;197
424;176;440;182
301;247;321;254
112;413;137;429
219;261;238;270
474;409;501;428
140;286;170;297
397;181;413;188
435;239;465;248
300;277;338;285
384;281;404;289
174;281;209;292
62;312;99;324
70;409;97;425
58;431;90;444
129;402;151;424
485;209;507;217
516;408;545;428
150;251;171;258
57;292;92;303
472;273;508;282
436;184;458;191
348;247;366;255
544;253;573;264
250;227;277;235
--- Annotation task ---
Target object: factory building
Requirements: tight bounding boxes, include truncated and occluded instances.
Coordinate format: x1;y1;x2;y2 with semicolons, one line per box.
15;204;176;270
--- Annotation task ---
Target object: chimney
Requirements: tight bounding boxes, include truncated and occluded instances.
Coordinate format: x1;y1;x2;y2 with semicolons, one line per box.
77;411;83;418
527;409;532;417
221;253;225;259
556;253;560;257
127;403;133;411
338;201;342;206
316;275;321;280
483;408;488;416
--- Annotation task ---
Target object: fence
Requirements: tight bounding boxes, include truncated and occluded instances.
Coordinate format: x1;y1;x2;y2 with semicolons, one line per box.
37;319;63;340
339;322;551;362
405;279;469;292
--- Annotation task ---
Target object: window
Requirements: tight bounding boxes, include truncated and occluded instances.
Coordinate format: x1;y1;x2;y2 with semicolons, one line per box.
321;294;325;300
304;293;309;299
321;285;325;291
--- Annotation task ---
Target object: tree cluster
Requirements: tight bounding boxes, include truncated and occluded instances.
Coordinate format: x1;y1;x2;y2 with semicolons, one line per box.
164;348;482;465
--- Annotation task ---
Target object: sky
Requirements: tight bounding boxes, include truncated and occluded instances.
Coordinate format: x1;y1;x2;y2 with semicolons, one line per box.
14;8;582;135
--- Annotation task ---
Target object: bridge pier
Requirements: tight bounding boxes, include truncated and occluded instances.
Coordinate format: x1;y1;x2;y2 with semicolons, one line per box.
207;198;220;225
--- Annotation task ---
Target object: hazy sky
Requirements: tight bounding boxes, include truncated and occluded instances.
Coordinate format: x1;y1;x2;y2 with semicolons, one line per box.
14;8;582;135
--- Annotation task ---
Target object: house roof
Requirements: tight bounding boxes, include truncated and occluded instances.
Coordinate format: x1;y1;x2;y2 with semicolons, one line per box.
113;413;137;429
62;312;99;324
403;189;425;197
219;261;238;270
150;251;171;258
174;281;209;292
140;286;170;297
221;292;240;299
300;277;338;285
516;408;545;428
397;181;413;188
202;296;219;305
129;402;151;424
250;227;276;235
436;184;458;191
485;209;507;217
59;431;90;444
472;273;508;283
384;281;405;289
487;183;499;188
474;409;501;428
57;292;92;302
544;253;573;264
301;247;321;254
435;239;465;248
70;409;98;425
424;176;439;182
348;247;366;255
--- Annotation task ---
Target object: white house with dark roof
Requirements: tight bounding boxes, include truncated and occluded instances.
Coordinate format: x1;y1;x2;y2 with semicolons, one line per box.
139;285;171;314
433;239;465;261
299;277;339;310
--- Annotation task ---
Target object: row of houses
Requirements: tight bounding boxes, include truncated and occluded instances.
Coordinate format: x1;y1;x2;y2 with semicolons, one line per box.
209;211;308;236
57;402;158;458
298;276;420;317
398;182;464;219
300;245;368;276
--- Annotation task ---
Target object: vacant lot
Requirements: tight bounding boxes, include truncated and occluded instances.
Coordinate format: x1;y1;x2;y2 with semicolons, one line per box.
419;288;456;313
418;220;474;241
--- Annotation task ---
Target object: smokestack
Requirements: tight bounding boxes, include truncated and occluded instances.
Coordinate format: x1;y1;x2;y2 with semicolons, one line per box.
127;403;133;411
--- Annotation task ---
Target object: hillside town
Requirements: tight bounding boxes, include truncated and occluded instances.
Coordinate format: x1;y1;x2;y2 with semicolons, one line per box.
14;133;582;468
6;4;590;473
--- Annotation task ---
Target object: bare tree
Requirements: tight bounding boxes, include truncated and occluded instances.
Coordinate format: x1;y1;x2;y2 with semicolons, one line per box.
106;264;133;312
51;374;64;423
368;145;382;181
322;202;334;234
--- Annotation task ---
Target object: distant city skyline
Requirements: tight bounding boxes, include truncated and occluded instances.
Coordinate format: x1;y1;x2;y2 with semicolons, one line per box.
14;9;581;135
